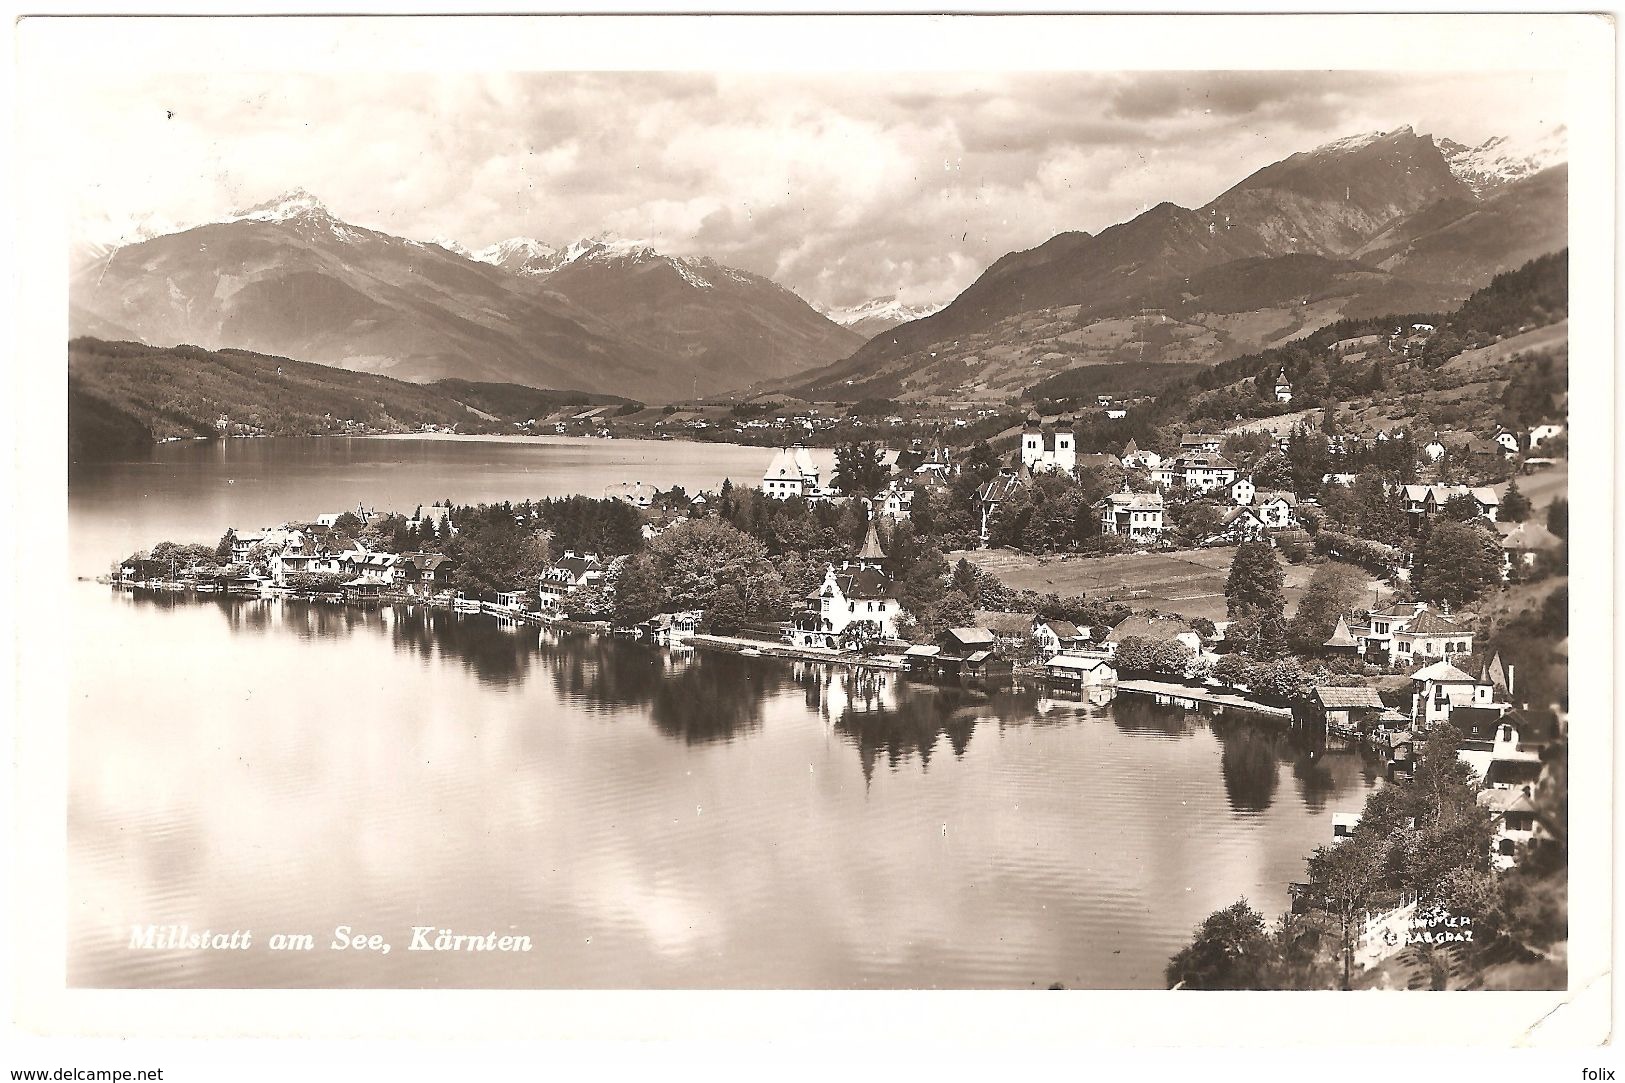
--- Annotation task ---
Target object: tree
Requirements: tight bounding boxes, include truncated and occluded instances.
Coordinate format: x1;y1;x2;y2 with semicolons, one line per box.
1441;493;1484;523
1305;832;1391;990
1546;497;1568;540
333;511;363;534
838;618;884;653
649;519;787;624
612;554;667;625
1165;900;1279;990
1499;479;1532;522
831;442;889;498
705;583;747;633
952;558;981;604
1287;561;1368;654
1413;519;1502;609
1225;541;1285;621
213;529;236;564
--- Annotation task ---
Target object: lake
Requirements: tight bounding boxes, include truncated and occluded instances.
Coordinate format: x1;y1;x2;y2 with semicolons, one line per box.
67;435;1380;989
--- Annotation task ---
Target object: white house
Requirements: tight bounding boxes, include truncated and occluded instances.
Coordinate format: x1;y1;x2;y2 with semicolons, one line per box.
1120;439;1162;470
1031;617;1091;659
1527;423;1566;448
1171;454;1238;493
761;444;823;500
1478;786;1542;869
1042;653;1117;686
1096;488;1165;540
538;551;607;609
877;483;915;521
1253;491;1299;529
1229;477;1256;506
1410;658;1500;728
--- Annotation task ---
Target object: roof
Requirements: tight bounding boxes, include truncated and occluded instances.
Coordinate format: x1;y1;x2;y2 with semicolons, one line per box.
1255;490;1298;507
1387;730;1416;749
977;472;1026;503
1038;618;1084;640
1217;506;1264;528
976;610;1037;636
1314;686;1387;709
1100;490;1164;511
1497;520;1562;552
943;627;997;649
831;567;894;601
1478;788;1538;815
1176;454;1236;470
1323;615;1360;648
1105;613;1190;644
903;645;940;657
855;524;886;561
1410;660;1477;683
962;650;994;664
1401;609;1468;637
1180;432;1222;445
549;555;603;578
1045;654;1114;673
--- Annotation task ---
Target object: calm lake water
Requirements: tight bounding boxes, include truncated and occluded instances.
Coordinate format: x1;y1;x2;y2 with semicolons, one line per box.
68;435;1380;989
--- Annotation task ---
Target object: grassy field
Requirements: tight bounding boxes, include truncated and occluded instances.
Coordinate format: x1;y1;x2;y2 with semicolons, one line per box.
953;546;1388;623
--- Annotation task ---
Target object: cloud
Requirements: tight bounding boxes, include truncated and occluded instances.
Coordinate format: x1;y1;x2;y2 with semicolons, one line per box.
58;69;1563;309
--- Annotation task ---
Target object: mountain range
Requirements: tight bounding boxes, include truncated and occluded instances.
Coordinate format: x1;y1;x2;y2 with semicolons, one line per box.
778;125;1567;401
71;123;1565;406
70;193;863;402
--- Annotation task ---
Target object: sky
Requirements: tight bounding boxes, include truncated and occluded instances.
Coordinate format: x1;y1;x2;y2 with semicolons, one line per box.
60;70;1564;310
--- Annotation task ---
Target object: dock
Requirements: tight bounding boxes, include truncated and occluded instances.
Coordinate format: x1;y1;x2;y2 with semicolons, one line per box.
1114;678;1292;719
687;633;905;670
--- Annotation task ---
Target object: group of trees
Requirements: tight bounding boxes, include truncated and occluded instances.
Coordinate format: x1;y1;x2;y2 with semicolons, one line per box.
1169;723;1564;990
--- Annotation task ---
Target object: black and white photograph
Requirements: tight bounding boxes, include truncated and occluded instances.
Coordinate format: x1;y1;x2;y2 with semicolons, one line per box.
6;8;1615;1068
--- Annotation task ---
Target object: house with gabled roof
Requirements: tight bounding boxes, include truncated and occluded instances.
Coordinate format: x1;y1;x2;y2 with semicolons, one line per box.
1031;616;1091;659
1392;608;1474;667
1479;785;1544;869
761;443;824;500
538;550;607;610
1312;685;1387;731
976;466;1028;545
1496;519;1562;579
1095;486;1165;540
1253;491;1298;529
1410;658;1503;728
1204;505;1268;546
791;524;900;648
1179;433;1223;454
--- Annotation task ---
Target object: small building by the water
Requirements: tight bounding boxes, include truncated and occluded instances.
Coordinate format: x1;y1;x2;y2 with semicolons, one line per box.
1042;653;1116;687
1312;685;1387;732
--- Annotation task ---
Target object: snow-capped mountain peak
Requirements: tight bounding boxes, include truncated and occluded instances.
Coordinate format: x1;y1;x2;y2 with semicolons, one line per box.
429;236;472;258
824;295;944;328
471;236;561;275
225;188;334;224
1308;125;1414;157
1437;124;1567;196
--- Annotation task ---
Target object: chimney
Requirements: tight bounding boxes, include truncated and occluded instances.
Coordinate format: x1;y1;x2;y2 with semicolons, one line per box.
1507;664;1515;696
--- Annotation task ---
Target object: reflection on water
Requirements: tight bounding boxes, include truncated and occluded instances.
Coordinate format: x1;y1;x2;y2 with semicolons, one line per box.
71;589;1383;989
68;437;1384;990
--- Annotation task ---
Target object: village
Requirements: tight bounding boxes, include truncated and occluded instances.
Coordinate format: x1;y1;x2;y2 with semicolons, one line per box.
114;371;1568;921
